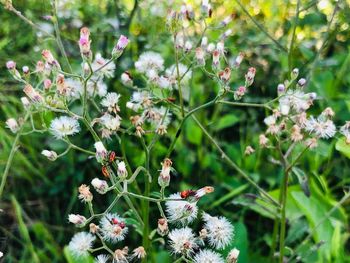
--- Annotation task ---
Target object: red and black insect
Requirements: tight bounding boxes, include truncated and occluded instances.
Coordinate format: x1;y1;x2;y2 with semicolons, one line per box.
108;151;116;163
180;190;196;199
102;166;109;178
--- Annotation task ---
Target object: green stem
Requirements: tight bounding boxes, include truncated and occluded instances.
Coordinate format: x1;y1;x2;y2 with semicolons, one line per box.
0;112;30;200
288;0;301;73
192;115;280;208
174;34;185;117
141;138;151;263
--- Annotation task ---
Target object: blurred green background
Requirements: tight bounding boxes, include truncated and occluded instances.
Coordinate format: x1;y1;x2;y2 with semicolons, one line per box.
1;0;350;262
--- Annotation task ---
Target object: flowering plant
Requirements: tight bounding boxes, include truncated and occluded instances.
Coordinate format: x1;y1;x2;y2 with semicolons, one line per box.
1;0;349;263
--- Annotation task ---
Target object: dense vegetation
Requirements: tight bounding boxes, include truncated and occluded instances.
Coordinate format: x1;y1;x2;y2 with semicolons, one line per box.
1;0;350;262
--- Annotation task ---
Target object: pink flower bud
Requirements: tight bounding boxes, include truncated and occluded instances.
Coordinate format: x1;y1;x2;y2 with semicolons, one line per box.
112;35;129;57
234;52;244;67
22;66;29;74
6;60;16;70
195;47;205;66
212;50;220;67
44;79;52;90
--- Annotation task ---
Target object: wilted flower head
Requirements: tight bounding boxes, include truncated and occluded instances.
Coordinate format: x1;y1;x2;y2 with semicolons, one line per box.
245;67;256;86
168;227;197;256
101;92;121;114
50;116;80;139
100;213;128;243
68;232;95;258
202;213;234;249
193;249;225;263
78;184;93;202
113;247;128;263
166;193;198;225
244;146;255;156
291;125;303;142
21;97;30;108
259;134;269;147
5;118;19;133
94;141;107;163
68;214;86;226
131;246;146;260
23;84;43;103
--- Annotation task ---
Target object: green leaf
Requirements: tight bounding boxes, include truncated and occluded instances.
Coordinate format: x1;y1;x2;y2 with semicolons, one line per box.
335;138;350;159
213;114;239;131
185;118;202;145
63;246;94;263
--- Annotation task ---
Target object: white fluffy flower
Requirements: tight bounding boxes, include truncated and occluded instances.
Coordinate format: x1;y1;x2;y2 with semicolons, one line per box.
101;92;121;113
279;90;316;114
135;51;164;73
305;115;336;139
50;116;80;139
168;227;197;256
95;254;110;263
92;53;116;78
87;80;107;97
100;113;121;131
65;78;83;99
202;213;234;249
99;213;128;243
263;115;276;126
6;118;19;133
165;193;198;225
68;232;95;258
193;249;225;263
166;63;191;84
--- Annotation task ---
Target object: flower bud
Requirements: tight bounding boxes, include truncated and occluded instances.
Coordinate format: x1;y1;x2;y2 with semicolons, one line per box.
22;66;29;75
259;134;269;147
245;67;256;87
41;150;58;161
68;214;86;226
277;83;285;94
216;41;225;55
221;14;233;26
195;47;205;66
21;97;30;108
234;86;246;100
297;78;306;88
212;50;220;67
158;158;172;188
6;60;16;70
244;146;255;156
121;71;133;86
227;248;240;263
79;27;92;59
44;79;52;90
291;68;299;79
112;35;129;57
94;141;107;163
195;186;214;199
218;67;231;82
6;118;19;133
201;37;208;48
117;161;128;179
24;84;43;103
91;178;108;194
221;29;232;39
234;52;244;67
42;49;60;69
184;41;192;52
89;223;99;233
206;43;215;53
157;218;169;236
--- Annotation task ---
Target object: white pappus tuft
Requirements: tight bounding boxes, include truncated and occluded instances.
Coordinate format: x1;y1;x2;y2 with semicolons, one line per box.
99;213;128;243
68;232;95;258
165;193;198;225
202;213;234;250
193;249;225;263
168;227;198;256
49;116;80;139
